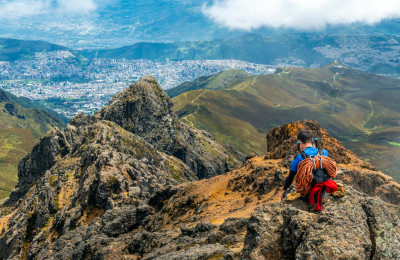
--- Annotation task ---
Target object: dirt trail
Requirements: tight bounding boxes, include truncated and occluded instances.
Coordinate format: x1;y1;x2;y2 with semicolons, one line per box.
361;99;375;134
182;90;208;128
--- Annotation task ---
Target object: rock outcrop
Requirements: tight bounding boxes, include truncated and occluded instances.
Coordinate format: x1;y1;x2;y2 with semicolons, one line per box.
266;120;375;169
1;86;400;260
95;76;243;179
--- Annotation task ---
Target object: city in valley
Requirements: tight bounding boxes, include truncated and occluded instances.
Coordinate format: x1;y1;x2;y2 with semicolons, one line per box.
0;51;274;118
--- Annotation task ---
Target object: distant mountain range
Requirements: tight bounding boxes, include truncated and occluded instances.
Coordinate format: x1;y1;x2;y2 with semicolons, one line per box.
83;34;400;76
0;38;88;64
0;89;66;199
2;34;399;77
170;63;400;181
0;38;68;61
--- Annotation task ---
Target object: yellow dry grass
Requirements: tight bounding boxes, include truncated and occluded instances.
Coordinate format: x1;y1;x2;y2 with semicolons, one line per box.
58;179;77;209
163;157;283;227
0;214;10;232
0;208;17;234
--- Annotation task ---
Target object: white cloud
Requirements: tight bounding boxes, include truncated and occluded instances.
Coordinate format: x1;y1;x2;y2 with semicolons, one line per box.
0;1;48;18
0;0;97;19
203;0;400;30
58;0;96;13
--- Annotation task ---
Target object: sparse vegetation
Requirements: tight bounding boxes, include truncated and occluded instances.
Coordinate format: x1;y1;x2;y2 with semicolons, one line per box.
49;176;57;186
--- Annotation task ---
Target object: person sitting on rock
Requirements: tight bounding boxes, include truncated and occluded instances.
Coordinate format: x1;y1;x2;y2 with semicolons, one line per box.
281;129;338;211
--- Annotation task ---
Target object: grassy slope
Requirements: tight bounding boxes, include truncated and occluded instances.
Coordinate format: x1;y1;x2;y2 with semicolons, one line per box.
166;69;251;98
0;89;66;199
172;64;400;180
0;128;36;198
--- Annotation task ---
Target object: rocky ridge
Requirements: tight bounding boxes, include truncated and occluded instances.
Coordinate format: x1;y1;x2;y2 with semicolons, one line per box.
0;79;400;259
0;77;242;259
94;76;242;179
138;121;400;259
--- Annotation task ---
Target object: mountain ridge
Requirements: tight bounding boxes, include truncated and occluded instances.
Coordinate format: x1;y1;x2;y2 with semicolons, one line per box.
166;69;251;98
0;76;244;259
81;34;400;76
93;76;243;179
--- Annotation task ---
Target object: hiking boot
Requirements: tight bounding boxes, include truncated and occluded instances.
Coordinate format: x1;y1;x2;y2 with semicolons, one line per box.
332;183;346;197
283;187;301;202
308;203;317;212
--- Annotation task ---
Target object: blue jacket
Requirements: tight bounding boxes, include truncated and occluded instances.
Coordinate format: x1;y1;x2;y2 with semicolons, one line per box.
290;147;329;172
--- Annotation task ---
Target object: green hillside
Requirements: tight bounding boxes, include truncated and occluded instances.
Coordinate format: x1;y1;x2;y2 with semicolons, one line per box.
0;38;69;61
82;34;333;63
0;38;89;66
172;63;400;180
166;69;251;98
0;89;66;199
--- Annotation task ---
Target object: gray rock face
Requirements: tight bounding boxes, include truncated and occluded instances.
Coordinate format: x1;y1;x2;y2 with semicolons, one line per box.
17;129;65;187
0;120;196;259
95;76;176;152
95;76;244;179
241;186;400;259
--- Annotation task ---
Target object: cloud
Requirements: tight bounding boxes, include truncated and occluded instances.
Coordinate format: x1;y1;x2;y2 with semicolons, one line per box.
0;1;48;18
58;0;96;13
203;0;400;30
0;0;97;19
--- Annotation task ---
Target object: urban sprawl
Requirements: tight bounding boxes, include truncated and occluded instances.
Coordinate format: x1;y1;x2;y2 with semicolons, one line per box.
0;51;274;117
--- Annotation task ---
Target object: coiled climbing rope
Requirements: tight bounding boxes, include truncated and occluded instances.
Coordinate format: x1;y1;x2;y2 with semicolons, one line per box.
294;155;337;196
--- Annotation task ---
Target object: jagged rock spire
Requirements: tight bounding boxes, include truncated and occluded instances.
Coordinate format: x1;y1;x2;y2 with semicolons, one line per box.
95;76;178;154
94;76;243;179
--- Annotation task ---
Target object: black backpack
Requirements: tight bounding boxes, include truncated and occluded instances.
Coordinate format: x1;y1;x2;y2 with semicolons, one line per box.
299;149;330;186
